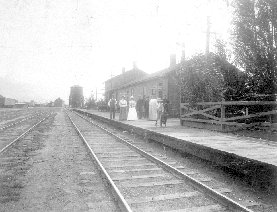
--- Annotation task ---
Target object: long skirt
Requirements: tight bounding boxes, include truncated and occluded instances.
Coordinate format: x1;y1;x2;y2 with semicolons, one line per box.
119;107;127;121
149;103;157;120
127;107;138;120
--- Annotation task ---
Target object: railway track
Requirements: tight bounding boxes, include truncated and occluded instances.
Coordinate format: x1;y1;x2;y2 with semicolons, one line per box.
0;112;56;206
0;110;124;211
66;110;255;212
0;111;47;131
0;112;53;154
0;108;49;127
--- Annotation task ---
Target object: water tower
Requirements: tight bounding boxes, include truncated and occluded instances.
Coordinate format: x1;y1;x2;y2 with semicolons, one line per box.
69;85;84;108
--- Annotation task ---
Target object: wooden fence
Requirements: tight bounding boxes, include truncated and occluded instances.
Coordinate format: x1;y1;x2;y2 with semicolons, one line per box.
180;101;277;132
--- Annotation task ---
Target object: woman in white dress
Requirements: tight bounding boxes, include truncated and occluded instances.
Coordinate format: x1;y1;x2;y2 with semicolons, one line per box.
148;96;158;120
119;95;127;121
127;96;138;121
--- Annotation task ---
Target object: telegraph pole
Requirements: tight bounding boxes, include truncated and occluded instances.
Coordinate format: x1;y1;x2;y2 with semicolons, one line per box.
110;70;115;99
204;16;216;70
205;16;211;60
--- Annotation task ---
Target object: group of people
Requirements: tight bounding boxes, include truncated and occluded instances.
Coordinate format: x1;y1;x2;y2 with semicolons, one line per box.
108;94;169;126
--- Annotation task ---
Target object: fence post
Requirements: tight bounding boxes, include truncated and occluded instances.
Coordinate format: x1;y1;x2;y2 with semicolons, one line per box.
220;100;226;131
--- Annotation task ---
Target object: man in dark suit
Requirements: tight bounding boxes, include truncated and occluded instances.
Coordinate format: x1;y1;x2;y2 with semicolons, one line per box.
144;96;150;119
108;95;117;119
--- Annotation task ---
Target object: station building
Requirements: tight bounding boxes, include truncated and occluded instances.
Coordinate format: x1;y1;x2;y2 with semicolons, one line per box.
104;56;182;117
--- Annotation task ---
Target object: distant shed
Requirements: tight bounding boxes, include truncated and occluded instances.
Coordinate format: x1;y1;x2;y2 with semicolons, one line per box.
0;96;17;108
4;98;17;107
54;98;64;107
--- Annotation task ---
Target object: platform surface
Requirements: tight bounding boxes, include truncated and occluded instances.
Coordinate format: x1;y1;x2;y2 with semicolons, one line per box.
81;109;277;167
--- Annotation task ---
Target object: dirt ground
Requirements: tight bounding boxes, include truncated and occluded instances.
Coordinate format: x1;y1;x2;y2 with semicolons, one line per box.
0;111;118;212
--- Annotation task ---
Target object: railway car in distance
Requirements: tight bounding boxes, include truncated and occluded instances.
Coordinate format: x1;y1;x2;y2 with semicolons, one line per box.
69;85;84;108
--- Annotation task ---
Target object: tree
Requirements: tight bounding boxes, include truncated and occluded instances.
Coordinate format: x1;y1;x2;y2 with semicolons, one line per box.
214;36;234;63
85;94;96;109
171;52;248;105
232;0;277;99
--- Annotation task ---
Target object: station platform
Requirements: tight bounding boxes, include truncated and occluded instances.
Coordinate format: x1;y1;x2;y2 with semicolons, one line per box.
75;109;277;187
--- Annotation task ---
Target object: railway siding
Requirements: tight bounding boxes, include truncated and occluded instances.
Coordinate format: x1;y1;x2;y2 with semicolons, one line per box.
0;110;122;212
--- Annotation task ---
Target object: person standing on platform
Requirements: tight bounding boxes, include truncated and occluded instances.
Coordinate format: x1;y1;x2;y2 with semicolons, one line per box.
136;95;144;119
108;94;117;119
127;96;138;120
163;95;170;114
144;96;150;119
149;96;158;121
155;98;164;126
119;95;127;121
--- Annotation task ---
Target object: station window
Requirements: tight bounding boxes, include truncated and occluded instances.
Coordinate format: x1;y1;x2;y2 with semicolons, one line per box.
158;83;163;98
159;90;163;98
143;87;146;96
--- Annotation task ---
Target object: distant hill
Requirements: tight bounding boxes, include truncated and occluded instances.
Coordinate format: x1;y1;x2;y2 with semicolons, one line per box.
0;77;41;102
0;77;69;103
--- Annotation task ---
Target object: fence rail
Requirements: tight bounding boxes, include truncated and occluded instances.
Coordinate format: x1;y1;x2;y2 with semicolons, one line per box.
180;101;277;131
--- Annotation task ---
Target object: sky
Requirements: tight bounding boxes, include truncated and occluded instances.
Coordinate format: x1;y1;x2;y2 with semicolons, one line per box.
0;0;232;103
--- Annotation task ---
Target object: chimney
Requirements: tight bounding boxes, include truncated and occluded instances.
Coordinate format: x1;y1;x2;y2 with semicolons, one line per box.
133;61;138;69
122;67;126;74
170;54;176;67
181;50;186;63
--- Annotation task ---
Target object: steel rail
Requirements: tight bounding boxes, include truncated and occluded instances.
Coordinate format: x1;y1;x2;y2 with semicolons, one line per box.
72;110;254;212
0;113;44;131
65;111;133;212
0;112;53;154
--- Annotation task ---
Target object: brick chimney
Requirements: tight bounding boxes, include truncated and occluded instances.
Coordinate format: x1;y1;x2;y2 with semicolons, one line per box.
170;54;176;67
122;67;126;74
133;61;138;69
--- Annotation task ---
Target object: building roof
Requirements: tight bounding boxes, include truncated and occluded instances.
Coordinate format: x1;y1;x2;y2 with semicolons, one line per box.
71;85;83;88
105;68;148;92
106;52;241;91
111;64;180;90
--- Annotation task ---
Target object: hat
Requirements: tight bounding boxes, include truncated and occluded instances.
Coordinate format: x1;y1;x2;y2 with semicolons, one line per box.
157;98;162;102
130;96;134;99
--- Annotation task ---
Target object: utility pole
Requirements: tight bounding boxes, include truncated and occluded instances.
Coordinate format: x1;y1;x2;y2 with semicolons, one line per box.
204;16;216;70
204;0;217;67
110;70;115;99
95;87;98;101
205;16;211;60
